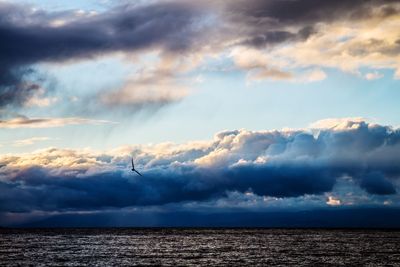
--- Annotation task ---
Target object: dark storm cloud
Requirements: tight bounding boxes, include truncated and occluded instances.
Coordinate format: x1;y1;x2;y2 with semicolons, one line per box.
227;0;397;24
0;120;399;213
223;0;400;47
0;1;206;107
0;70;39;108
226;0;399;28
360;172;397;195
0;164;335;212
240;26;317;48
0;2;202;63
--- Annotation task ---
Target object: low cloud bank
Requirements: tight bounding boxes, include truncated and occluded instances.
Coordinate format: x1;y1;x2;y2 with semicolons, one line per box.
0;119;399;213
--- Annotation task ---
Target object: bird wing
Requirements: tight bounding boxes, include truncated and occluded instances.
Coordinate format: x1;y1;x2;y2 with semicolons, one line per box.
134;169;143;176
131;158;134;169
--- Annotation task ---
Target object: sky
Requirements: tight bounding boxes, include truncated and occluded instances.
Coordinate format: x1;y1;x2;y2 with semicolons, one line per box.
0;0;400;227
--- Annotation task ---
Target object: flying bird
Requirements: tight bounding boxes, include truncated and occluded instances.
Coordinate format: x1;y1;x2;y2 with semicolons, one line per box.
131;158;142;176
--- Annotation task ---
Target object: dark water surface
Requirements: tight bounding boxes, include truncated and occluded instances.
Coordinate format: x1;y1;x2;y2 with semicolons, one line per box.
1;228;399;266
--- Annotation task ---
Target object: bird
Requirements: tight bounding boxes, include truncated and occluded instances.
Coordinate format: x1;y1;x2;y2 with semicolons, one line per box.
131;158;143;176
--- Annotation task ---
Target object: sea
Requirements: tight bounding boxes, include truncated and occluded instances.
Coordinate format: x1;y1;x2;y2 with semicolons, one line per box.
1;228;399;266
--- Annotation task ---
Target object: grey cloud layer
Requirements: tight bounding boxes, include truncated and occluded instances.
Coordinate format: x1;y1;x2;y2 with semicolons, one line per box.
222;0;399;46
1;0;399;108
0;120;399;212
226;0;397;25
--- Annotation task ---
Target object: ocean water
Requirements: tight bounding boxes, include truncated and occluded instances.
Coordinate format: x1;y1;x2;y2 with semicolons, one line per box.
0;229;399;266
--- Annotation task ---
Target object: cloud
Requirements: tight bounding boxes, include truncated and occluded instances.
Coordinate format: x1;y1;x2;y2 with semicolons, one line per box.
326;196;341;206
266;14;400;77
98;54;193;110
12;137;52;147
224;0;398;25
0;1;209;108
23;86;58;107
230;47;295;82
248;68;294;81
247;68;327;83
365;71;384;80
0;119;399;213
225;0;400;80
0;116;114;128
310;117;368;130
360;172;397;195
25;96;58;107
222;0;399;44
1;0;399;109
300;69;327;82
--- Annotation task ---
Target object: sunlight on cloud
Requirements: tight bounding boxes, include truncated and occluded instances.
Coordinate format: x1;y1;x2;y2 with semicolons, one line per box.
310;117;369;130
0;117;114;128
25;96;58;107
100;70;189;107
231;47;327;83
365;71;384;80
326;196;341;206
270;15;400;78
